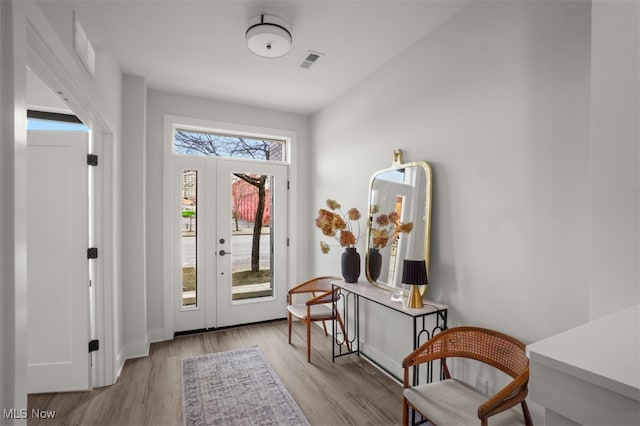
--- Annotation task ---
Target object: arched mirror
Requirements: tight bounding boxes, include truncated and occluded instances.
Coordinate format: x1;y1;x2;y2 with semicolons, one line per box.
365;150;432;293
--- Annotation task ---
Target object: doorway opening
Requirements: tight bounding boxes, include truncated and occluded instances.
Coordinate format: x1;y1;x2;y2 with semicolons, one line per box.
26;68;98;393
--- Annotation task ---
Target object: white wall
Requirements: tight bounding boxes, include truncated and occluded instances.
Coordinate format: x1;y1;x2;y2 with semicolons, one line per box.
145;90;311;337
311;0;638;387
32;1;123;128
120;75;148;360
589;0;640;320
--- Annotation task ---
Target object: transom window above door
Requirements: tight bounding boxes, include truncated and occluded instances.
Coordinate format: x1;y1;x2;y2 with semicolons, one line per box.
173;128;286;162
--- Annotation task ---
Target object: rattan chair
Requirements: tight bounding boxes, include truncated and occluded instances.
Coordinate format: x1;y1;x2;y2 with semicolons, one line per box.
402;326;533;426
287;276;349;363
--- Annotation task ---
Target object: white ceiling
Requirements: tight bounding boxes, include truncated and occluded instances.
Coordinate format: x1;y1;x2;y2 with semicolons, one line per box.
35;1;471;115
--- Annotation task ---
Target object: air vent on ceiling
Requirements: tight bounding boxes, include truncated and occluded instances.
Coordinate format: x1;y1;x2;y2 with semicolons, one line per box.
300;51;324;69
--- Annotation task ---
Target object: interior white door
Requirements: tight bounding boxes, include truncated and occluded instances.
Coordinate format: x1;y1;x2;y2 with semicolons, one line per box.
27;130;90;393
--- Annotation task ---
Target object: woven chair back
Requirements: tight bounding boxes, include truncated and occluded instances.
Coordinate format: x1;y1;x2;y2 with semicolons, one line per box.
412;326;528;378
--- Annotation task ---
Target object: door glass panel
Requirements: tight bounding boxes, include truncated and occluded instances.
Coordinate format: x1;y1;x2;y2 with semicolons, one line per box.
182;170;197;307
230;173;274;301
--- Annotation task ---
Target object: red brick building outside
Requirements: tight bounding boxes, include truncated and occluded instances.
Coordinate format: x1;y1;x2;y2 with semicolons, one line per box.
232;177;271;226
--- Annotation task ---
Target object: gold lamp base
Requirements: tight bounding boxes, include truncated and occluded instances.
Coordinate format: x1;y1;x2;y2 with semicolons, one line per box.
406;285;424;309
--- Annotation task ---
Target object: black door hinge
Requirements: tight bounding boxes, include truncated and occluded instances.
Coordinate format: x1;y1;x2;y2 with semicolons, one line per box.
88;339;99;353
87;154;98;166
88;248;98;259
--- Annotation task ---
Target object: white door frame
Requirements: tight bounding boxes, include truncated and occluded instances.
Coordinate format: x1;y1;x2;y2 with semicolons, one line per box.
24;6;115;387
163;115;298;338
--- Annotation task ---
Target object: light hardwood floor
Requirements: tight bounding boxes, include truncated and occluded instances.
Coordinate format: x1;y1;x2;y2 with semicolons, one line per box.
28;319;403;426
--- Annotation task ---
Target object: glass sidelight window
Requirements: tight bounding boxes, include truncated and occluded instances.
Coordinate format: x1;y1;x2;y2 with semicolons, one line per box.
181;170;198;307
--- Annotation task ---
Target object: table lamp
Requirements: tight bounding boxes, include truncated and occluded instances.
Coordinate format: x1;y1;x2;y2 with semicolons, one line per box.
402;259;428;309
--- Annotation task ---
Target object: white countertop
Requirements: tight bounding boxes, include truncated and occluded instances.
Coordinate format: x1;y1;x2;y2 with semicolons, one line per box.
527;304;640;401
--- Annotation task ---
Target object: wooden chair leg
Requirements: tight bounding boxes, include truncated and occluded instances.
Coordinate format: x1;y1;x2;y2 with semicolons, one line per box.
402;397;408;426
321;320;328;336
288;312;292;344
306;320;311;363
521;401;533;426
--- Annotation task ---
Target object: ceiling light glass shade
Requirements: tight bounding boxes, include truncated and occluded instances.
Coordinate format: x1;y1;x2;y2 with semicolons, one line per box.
246;15;292;58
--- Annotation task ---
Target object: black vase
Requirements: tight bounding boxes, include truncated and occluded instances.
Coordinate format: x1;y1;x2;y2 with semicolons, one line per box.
341;248;361;283
368;248;382;281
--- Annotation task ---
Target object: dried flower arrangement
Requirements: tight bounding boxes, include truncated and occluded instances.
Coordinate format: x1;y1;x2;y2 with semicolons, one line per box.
315;199;361;253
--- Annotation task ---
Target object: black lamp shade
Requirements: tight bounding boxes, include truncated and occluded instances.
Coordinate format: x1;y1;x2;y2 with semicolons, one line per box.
402;259;428;286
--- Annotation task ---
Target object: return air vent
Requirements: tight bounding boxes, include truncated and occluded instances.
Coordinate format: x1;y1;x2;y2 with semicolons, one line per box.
300;51;324;69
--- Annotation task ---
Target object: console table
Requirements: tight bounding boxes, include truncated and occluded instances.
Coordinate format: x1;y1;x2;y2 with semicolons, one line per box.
331;279;448;384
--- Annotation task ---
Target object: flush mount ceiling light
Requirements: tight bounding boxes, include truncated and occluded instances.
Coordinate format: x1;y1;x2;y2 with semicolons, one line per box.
246;14;292;58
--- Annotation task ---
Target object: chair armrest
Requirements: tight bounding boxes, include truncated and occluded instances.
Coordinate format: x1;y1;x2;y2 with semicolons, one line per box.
402;334;447;369
478;366;529;420
402;338;448;388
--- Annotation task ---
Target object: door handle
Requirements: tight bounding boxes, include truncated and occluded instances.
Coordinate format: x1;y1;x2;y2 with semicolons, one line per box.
219;250;231;256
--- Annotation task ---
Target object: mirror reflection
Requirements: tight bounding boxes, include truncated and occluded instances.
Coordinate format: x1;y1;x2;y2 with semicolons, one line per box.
365;151;432;292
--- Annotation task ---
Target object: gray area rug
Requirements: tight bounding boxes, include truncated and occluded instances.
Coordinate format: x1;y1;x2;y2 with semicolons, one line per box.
182;346;310;426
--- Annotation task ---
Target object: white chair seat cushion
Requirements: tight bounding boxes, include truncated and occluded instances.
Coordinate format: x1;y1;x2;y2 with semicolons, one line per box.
404;378;526;426
287;303;333;320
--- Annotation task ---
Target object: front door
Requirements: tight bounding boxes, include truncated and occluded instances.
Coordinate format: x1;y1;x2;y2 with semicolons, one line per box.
26;130;90;393
215;159;288;326
174;158;288;332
